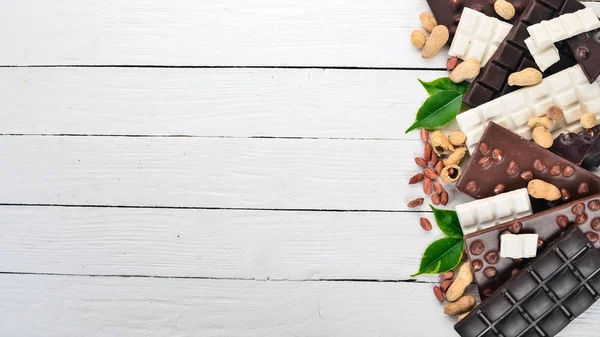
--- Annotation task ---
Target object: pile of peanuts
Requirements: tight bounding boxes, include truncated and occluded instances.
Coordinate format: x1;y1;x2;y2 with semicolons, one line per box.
528;105;598;149
434;262;477;321
407;129;468;214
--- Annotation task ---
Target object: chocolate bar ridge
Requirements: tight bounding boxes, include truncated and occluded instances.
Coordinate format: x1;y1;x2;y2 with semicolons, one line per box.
464;193;600;298
462;0;584;108
455;122;600;208
456;226;600;337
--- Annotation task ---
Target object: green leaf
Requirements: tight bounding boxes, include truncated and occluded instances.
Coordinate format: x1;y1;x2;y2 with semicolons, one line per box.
430;205;463;239
418;78;470;96
405;90;463;133
411;237;464;276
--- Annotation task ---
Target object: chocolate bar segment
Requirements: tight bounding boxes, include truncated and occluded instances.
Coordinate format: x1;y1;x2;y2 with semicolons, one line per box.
568;27;600;82
464;193;600;298
550;125;600;169
463;0;584;108
455;226;600;337
425;0;531;44
455;122;600;208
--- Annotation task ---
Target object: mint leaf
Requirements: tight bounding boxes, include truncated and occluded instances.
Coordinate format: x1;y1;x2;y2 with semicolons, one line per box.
419;78;470;96
431;205;463;239
405;90;463;132
411;237;464;276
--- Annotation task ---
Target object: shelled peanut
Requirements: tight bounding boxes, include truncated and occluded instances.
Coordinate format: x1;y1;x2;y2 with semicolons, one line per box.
431;263;477;318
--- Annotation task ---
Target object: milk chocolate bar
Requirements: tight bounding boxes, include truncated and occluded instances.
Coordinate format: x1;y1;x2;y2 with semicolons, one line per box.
464;193;600;298
456;65;600;154
462;0;584;108
455;122;600;210
550;125;600;169
456;226;600;337
425;0;531;44
456;188;532;235
568;27;600;82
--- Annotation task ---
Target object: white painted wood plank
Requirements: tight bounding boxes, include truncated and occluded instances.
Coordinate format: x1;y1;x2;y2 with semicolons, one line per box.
0;206;446;281
0;0;447;68
0;275;597;337
0;67;444;139
0;137;472;210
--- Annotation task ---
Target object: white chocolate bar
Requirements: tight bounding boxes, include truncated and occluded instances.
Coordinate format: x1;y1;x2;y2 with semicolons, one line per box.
457;66;600;154
448;8;512;67
525;8;600;70
528;8;600;49
500;234;539;259
456;189;532;235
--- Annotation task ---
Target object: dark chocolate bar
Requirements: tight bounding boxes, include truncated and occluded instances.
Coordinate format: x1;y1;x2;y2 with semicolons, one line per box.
568;27;600;83
464;193;600;298
463;0;584;108
455;226;600;337
455;122;600;211
425;0;532;44
550;125;600;169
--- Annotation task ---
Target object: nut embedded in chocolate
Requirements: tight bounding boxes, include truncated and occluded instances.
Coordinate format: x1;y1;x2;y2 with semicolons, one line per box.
576;213;588;225
509;222;522;234
479;156;492;168
483;267;497;278
478;142;490;154
466;181;478;193
563;165;575;177
577;47;589;59
579;183;590;195
550;165;562;176
506;161;519;176
520;171;533;181
537;238;544;248
491;149;503;162
561;189;571;201
472;260;483;272
533;159;546;172
572;203;585;216
592;218;600;231
484;251;499;264
494;184;506;194
470;240;485;255
586;231;599;243
557;215;569;228
589;200;600;211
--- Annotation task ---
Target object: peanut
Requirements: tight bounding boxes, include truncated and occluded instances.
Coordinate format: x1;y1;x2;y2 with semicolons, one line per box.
431;131;454;155
407;198;425;208
528;179;561;201
423;177;433;195
494;0;516;20
424;167;438;179
434;182;443;195
434;160;444;175
411;29;427;49
581;112;598;129
440;279;453;292
422;25;449;59
532;126;553;148
420;129;429;142
431;193;441;205
444;296;476;316
527;116;553;129
430;151;439;167
419;12;437;32
547;106;564;121
508;68;542;87
448;131;466;146
433;286;444;303
449;58;481;83
420;217;433;232
447;56;459;71
409;173;425;185
415;157;428;167
441;165;461;183
446;262;473;302
424;142;433;161
457;311;470;322
439;271;454;281
443;147;467;166
441;190;449;206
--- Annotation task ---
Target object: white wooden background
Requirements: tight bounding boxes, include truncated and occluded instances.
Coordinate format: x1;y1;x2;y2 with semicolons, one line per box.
1;1;600;336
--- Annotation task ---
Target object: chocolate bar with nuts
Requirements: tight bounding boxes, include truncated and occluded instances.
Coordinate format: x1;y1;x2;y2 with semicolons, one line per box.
425;0;531;44
456;226;600;337
462;0;584;108
464;193;600;298
455;122;600;211
568;27;600;83
550;125;600;169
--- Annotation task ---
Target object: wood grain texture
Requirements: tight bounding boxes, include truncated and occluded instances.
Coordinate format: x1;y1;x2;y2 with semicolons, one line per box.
0;0;447;68
0;275;597;337
0;67;445;138
0;206;446;281
0;136;472;210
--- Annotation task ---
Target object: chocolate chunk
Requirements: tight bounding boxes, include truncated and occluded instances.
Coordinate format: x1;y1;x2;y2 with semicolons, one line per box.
568;28;600;83
456;226;600;337
464;193;600;299
550;126;600;169
456;123;600;211
462;0;584;107
425;0;532;44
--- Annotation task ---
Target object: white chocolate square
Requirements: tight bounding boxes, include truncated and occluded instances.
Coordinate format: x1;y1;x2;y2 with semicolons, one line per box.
526;8;600;49
500;234;539;259
524;37;560;72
